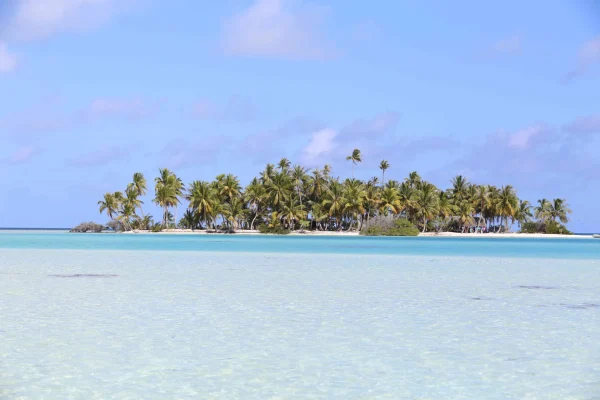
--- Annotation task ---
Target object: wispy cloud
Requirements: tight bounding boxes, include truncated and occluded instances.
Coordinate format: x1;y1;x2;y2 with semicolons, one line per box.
476;34;522;59
491;35;522;55
69;145;131;167
6;145;37;164
5;0;133;41
1;97;160;138
189;96;256;122
221;0;335;60
564;113;600;135
564;35;600;82
0;41;18;72
158;137;230;169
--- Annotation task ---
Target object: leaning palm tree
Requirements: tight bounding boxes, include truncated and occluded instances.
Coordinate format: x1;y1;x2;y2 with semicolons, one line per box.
131;172;147;216
346;148;362;178
98;192;119;220
379;160;390;186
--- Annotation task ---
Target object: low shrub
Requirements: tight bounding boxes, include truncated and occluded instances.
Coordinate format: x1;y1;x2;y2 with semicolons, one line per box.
520;221;542;233
257;224;290;235
151;223;164;233
360;216;419;236
545;220;572;235
520;221;572;235
70;222;104;233
106;220;125;232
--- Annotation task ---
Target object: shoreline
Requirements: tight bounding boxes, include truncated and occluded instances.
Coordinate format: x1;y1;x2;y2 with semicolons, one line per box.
119;229;595;239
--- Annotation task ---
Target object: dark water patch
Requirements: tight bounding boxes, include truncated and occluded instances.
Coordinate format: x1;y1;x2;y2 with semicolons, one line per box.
517;285;558;290
470;296;495;301
561;303;600;310
49;274;118;278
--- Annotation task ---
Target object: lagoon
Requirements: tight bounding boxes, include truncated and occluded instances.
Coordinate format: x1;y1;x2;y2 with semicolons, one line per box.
1;232;599;399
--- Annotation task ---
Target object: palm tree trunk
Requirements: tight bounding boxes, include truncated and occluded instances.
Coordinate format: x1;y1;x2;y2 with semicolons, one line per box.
422;218;427;233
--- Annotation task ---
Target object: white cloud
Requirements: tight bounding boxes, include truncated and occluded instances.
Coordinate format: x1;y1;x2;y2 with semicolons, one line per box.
6;0;130;40
0;42;18;72
221;0;333;60
301;128;338;164
507;125;545;150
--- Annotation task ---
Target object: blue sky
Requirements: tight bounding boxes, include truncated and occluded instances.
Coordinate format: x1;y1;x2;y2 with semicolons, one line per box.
1;0;599;231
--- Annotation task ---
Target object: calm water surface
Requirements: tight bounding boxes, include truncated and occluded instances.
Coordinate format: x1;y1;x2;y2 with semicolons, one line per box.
1;232;599;399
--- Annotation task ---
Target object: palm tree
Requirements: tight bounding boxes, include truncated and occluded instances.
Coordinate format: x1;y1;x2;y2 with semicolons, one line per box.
342;181;366;230
497;185;518;232
131;172;147;217
278;158;291;173
186;181;215;229
451;175;470;203
415;183;439;232
456;201;475;232
379;160;390;186
437;191;454;231
323;181;346;230
98;192;119;220
345;148;362;178
514;200;533;230
535;198;551;222
280;197;306;229
548;198;572;223
268;171;292;206
244;179;267;230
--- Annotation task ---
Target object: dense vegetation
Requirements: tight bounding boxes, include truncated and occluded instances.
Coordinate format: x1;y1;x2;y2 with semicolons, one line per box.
94;149;572;234
70;222;104;233
360;216;419;236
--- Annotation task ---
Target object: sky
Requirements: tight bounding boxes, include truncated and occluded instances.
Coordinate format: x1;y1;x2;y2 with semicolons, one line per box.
0;0;599;231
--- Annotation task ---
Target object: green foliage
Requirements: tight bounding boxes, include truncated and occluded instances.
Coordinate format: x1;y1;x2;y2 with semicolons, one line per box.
520;221;572;235
257;224;290;235
520;221;541;233
360;216;419;236
97;160;572;236
151;223;164;233
70;222;104;233
545;220;573;235
106;220;124;232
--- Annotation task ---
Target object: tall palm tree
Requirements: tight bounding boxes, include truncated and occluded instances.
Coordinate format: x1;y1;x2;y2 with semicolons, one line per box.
323;181;346;230
379;160;390;186
415;183;439;232
186;181;215;228
130;173;147;216
497;185;518;232
451;175;470;203
278;158;291;173
346;148;362;178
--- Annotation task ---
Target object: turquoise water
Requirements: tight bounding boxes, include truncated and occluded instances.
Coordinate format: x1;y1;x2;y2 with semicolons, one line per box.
0;231;599;259
1;233;599;399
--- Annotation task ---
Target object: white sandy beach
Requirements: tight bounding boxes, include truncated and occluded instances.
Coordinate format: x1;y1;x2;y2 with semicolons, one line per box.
121;229;595;239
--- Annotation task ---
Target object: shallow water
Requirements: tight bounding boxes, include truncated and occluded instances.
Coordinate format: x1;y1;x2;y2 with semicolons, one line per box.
1;235;600;399
0;231;599;259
